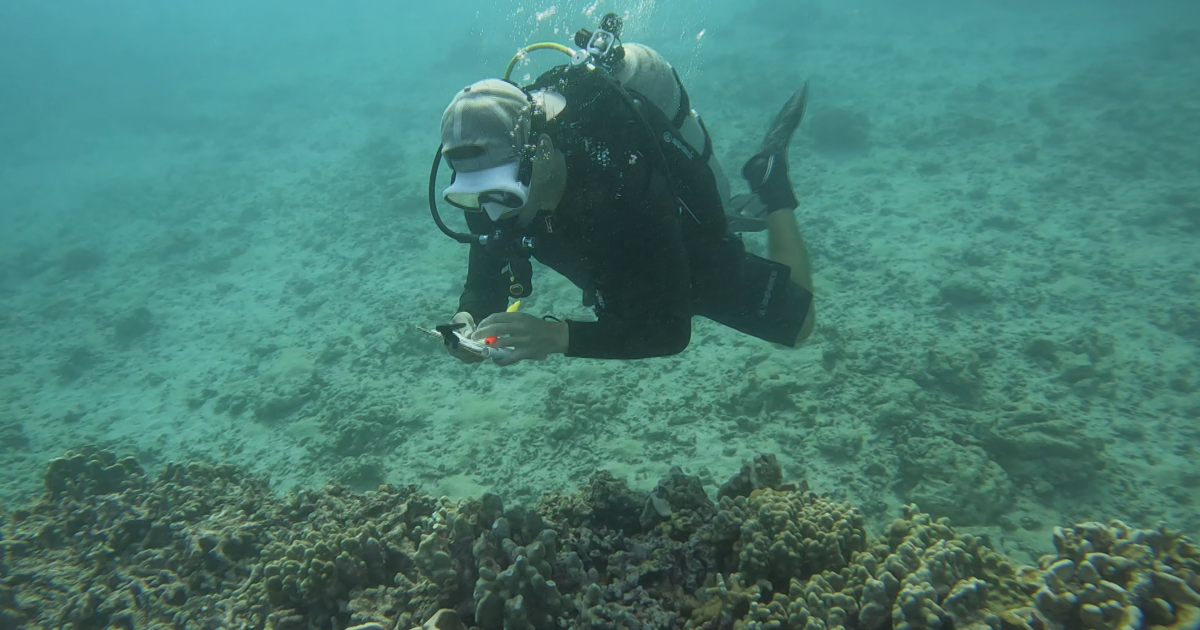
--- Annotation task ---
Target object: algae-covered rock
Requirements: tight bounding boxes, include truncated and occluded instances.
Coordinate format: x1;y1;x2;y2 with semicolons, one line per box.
717;453;793;501
538;470;645;534
916;346;986;403
639;465;713;535
985;401;1106;493
901;437;1014;525
814;425;865;460
0;422;29;451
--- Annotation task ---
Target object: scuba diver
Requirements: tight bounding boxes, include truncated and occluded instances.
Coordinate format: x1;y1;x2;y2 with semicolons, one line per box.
426;14;815;365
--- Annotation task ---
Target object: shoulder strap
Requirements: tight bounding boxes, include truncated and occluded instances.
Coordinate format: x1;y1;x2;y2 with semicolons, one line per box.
670;68;691;128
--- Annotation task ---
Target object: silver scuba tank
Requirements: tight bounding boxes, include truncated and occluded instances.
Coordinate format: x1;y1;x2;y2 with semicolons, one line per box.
610;43;732;203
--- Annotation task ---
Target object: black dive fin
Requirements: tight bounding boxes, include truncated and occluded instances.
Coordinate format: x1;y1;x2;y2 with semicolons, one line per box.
759;81;809;157
737;82;810;216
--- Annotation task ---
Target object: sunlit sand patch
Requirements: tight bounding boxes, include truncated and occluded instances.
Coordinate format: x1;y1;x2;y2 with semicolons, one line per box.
607;438;645;461
284;417;323;442
263;347;313;382
434;473;487;499
451;393;509;427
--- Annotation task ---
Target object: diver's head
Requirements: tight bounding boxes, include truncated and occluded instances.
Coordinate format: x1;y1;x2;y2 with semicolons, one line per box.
440;79;565;223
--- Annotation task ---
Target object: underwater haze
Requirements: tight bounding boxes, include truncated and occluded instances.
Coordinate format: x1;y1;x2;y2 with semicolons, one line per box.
2;0;1200;585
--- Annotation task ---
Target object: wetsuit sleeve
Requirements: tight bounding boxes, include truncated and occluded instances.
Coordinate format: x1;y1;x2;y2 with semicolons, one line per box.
564;170;693;360
457;212;510;322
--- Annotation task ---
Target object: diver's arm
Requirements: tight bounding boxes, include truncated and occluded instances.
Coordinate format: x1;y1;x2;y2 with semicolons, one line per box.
565;300;691;359
457;214;511;323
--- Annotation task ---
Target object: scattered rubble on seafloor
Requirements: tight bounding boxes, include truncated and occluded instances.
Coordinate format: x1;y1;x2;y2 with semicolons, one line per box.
0;448;1197;630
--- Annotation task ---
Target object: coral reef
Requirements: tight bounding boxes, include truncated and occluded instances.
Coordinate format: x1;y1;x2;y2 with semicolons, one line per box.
1033;521;1200;630
1;448;1197;630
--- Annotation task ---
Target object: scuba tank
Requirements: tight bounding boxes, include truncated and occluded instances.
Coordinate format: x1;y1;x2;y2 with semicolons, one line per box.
606;43;732;203
574;16;731;202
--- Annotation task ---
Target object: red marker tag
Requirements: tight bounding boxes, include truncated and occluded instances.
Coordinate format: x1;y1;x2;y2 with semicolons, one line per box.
485;336;498;345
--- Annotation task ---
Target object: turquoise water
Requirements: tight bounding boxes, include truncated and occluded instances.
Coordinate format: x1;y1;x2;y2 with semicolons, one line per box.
1;0;1197;563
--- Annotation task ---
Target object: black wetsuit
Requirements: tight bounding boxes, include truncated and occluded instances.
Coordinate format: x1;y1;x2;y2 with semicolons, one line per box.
458;65;812;359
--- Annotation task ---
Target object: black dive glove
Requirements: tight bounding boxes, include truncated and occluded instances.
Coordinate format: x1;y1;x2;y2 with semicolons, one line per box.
742;152;799;213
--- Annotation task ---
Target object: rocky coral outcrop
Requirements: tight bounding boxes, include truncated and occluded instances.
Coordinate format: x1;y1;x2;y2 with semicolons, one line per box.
1032;520;1200;630
985;401;1107;494
1;449;1197;630
900;437;1015;525
698;502;1029;630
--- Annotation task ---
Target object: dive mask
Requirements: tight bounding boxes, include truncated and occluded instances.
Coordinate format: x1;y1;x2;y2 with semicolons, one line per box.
442;159;530;221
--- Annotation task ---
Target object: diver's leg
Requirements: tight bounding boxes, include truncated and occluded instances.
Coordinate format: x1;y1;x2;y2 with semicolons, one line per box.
767;210;816;343
744;84;817;344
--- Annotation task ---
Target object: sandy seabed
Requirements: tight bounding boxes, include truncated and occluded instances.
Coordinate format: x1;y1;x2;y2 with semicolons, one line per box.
1;0;1198;563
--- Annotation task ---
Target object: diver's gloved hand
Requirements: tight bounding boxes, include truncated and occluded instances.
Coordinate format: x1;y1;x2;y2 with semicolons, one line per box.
446;312;486;364
742;152;798;213
472;312;569;367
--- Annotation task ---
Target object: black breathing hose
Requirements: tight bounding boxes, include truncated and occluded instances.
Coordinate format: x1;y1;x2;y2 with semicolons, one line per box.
427;145;477;245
